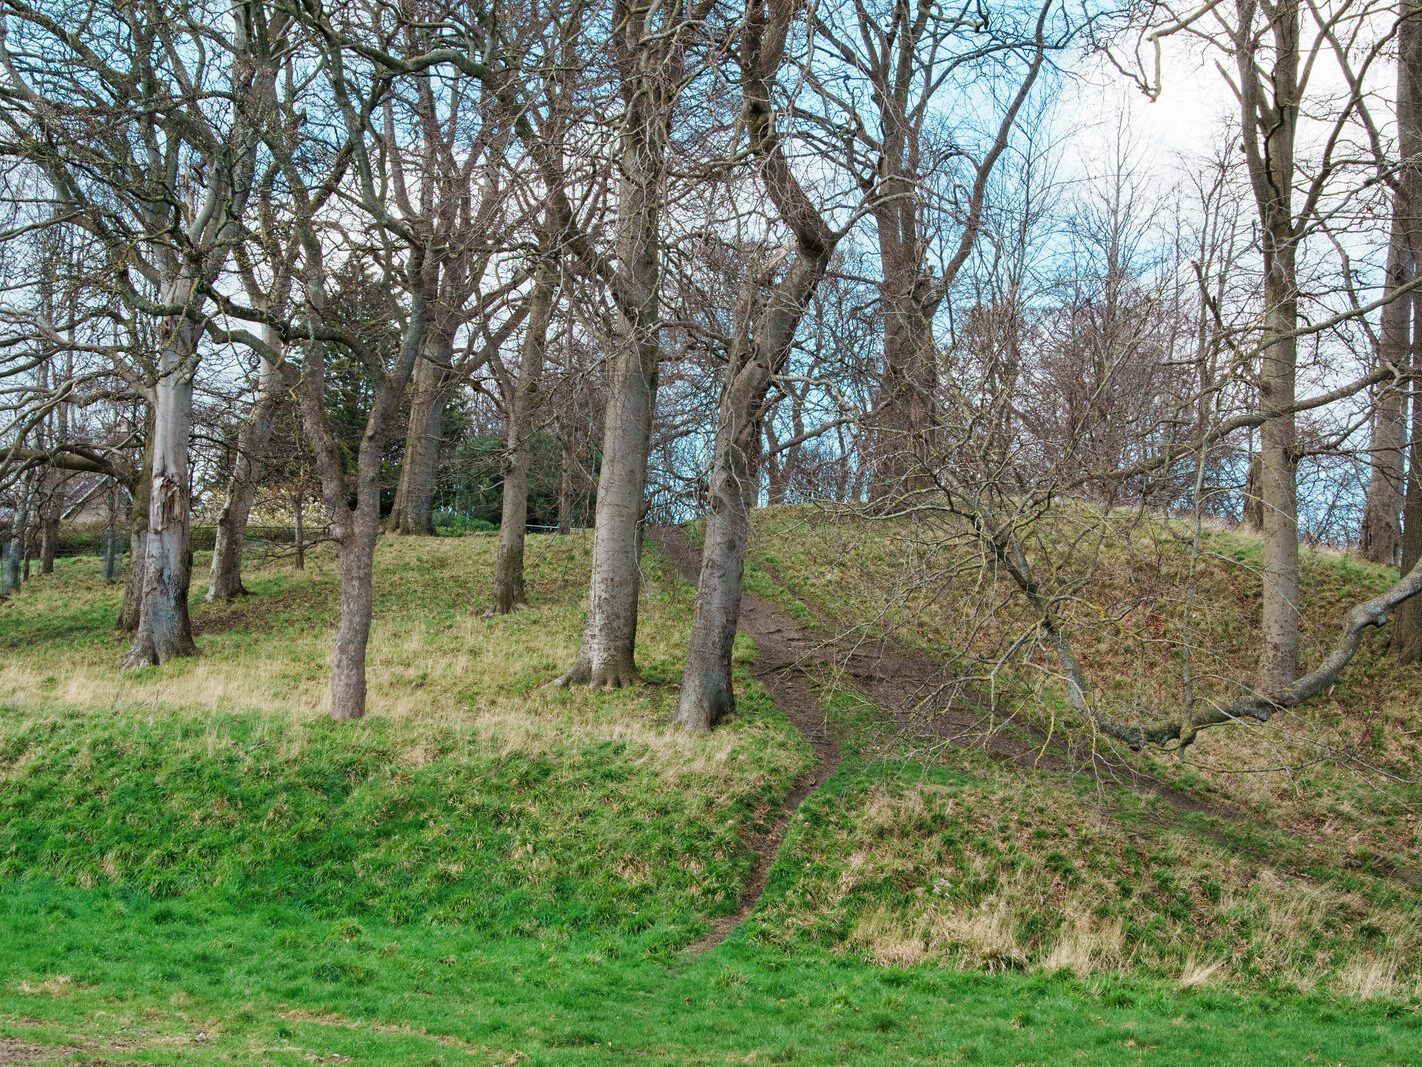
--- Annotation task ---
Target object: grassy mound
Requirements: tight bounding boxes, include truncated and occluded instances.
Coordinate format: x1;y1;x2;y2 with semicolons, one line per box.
0;522;1418;1062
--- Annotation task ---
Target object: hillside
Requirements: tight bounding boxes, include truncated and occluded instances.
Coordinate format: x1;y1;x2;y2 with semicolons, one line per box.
0;515;1419;1064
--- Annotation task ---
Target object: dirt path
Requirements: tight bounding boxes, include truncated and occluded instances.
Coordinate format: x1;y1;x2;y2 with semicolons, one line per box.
653;525;1210;810
648;527;841;952
650;525;1422;894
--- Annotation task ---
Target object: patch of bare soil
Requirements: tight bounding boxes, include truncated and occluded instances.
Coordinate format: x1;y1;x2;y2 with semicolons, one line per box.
0;1036;76;1064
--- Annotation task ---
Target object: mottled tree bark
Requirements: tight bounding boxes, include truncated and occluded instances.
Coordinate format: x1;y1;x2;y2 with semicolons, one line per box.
123;327;200;668
3;472;34;596
494;245;559;614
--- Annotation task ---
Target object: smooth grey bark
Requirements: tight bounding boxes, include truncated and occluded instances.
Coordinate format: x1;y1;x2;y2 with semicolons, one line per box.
208;343;291;600
494;244;559;614
123;327;200;668
677;1;837;730
555;0;687;688
1236;0;1302;691
388;333;455;536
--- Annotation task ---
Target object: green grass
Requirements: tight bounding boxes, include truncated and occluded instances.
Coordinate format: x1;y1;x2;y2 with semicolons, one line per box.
4;881;1418;1064
0;522;1419;1063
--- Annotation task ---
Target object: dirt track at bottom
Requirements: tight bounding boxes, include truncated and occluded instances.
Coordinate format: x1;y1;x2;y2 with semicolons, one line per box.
648;526;840;952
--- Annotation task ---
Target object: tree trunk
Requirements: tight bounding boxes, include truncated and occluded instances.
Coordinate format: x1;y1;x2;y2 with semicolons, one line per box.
1389;0;1422;657
388;335;455;536
123;338;199;668
1238;0;1302;692
1362;6;1421;565
102;492;120;584
208;349;288;600
329;508;379;720
1361;240;1410;565
870;273;941;502
38;486;60;575
1242;452;1264;530
677;2;837;728
1256;243;1300;690
557;437;574;535
556;326;658;686
556;12;676;688
1395;292;1422;661
118;469;148;630
3;473;33;596
494;251;558;614
208;354;285;600
678;355;760;730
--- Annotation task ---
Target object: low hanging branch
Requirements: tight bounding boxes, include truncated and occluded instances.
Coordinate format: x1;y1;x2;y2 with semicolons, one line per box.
982;503;1422;750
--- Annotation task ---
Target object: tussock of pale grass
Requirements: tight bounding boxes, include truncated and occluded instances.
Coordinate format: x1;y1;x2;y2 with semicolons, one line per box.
1043;906;1126;977
1178;955;1227;989
1337;954;1404;1000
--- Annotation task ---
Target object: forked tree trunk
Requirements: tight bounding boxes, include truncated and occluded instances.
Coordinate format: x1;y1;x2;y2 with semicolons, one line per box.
494;251;558;614
123;340;199;668
388;335;454;536
208;349;288;600
678;0;837;729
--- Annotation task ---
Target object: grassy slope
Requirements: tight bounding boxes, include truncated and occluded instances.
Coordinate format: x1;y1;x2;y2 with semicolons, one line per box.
0;528;1416;1064
740;506;1422;1000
